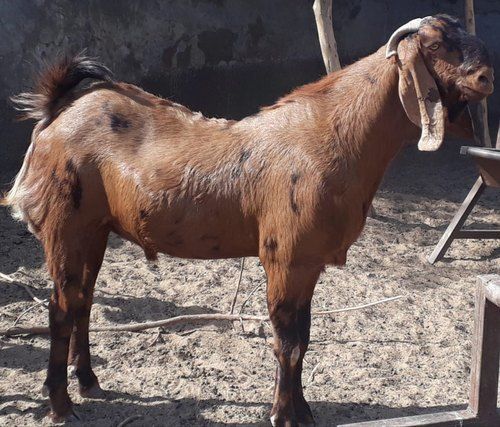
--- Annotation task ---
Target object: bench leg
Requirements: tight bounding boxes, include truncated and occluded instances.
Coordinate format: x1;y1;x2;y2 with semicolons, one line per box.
427;177;486;264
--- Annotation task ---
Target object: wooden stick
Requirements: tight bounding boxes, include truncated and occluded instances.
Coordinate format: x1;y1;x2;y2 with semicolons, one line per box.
239;280;266;314
0;295;403;337
464;0;476;35
11;301;46;328
229;258;245;314
313;0;341;73
0;272;49;307
315;295;403;315
117;415;143;427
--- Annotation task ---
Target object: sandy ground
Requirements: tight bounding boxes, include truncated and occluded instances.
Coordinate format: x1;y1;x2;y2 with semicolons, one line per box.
0;142;499;426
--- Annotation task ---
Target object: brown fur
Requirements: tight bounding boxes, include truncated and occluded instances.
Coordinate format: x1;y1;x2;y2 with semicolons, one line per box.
4;15;492;425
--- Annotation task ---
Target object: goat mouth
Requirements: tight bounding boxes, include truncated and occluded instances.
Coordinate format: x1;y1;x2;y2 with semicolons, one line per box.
459;85;490;101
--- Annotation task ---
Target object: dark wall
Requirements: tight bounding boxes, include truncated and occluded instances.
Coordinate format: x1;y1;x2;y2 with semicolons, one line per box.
1;0;499;176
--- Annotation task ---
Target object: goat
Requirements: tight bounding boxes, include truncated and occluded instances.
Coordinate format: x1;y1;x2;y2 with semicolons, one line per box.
3;14;493;426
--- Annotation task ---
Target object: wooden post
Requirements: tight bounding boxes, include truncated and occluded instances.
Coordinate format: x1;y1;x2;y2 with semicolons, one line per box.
465;0;492;148
468;275;500;419
312;0;341;73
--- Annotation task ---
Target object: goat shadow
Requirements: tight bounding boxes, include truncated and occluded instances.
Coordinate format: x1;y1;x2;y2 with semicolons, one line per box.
0;390;468;426
94;293;220;325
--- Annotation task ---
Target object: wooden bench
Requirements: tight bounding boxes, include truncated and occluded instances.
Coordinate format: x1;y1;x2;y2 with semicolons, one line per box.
340;275;500;427
427;123;500;264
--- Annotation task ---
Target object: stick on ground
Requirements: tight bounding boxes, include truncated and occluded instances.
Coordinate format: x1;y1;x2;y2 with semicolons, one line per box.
0;295;403;337
0;272;49;307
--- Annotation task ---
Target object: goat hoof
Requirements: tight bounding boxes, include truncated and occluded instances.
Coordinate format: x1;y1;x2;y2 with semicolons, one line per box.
48;408;80;424
79;382;105;399
41;384;50;398
270;413;298;427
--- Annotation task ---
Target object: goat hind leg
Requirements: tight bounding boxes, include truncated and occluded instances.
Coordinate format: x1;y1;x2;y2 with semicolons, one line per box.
43;269;84;422
68;228;109;399
43;228;107;421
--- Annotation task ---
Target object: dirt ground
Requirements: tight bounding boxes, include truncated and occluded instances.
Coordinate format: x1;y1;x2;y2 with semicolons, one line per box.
0;142;499;426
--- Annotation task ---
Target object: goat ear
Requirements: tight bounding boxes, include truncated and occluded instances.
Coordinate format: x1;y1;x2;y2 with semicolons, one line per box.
398;42;445;151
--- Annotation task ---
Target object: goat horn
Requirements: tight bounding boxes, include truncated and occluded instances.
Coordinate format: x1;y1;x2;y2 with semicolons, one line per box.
385;17;430;58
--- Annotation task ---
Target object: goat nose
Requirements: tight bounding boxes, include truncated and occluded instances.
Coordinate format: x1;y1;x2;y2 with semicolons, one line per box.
470;67;494;95
477;73;490;85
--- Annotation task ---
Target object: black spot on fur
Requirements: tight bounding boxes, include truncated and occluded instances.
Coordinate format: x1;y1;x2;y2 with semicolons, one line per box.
232;149;252;179
365;73;377;85
71;176;82;209
239;149;251;163
62;160;82;209
290;172;300;214
290;194;299;214
109;113;131;131
264;236;278;252
139;210;147;219
65;160;76;174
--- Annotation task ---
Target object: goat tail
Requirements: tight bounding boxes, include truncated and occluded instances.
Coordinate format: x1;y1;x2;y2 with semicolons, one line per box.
1;128;38;223
10;52;113;122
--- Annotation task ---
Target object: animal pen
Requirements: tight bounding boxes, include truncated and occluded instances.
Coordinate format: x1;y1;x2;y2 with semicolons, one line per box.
0;0;499;426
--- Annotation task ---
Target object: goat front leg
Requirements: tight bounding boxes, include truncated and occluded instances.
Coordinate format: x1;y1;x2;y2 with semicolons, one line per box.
265;263;321;427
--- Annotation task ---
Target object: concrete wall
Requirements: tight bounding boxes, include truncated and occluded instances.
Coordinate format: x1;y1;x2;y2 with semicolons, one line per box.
1;0;499;176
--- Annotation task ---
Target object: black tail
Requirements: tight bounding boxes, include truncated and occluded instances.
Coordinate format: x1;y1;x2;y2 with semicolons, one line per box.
11;53;113;122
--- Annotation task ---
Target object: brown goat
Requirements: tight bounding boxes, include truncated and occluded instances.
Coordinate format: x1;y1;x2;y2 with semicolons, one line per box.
4;15;493;426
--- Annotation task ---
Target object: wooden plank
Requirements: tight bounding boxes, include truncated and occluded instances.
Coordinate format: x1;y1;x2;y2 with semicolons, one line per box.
339;409;482;426
427;177;486;263
468;276;500;417
480;274;500;308
339;411;499;426
312;0;341;73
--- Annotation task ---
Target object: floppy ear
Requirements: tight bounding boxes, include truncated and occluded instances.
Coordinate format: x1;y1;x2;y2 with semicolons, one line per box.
397;41;445;151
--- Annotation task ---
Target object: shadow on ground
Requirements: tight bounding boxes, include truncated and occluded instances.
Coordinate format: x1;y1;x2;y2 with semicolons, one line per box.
95;293;221;325
0;390;467;426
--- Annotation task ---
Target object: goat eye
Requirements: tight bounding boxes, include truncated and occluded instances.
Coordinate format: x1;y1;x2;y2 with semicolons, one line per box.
429;43;440;51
